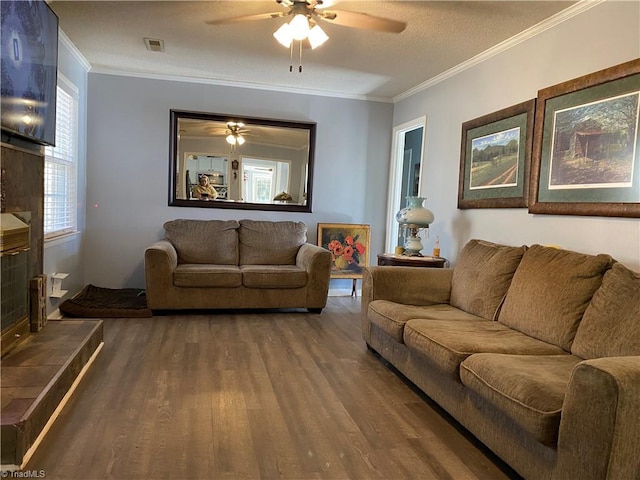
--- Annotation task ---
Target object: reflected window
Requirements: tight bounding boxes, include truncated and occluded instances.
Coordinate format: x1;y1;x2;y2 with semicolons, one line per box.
242;158;291;203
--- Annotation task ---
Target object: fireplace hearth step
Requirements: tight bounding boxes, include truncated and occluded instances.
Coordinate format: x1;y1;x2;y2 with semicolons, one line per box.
0;319;104;469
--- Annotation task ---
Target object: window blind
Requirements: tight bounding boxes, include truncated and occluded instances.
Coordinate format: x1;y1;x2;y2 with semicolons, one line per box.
44;80;78;238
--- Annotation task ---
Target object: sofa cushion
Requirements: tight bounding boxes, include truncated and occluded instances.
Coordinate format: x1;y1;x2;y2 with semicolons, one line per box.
369;300;485;343
498;245;612;351
164;219;240;265
173;264;242;288
403;319;566;380
239;220;307;265
450;239;526;320
241;265;308;288
460;353;581;446
572;262;640;359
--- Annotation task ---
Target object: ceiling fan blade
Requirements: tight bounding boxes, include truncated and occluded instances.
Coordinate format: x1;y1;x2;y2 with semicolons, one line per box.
206;11;288;26
315;10;406;33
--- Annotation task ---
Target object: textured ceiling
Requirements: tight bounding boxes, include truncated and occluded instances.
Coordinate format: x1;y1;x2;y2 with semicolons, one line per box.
50;1;577;101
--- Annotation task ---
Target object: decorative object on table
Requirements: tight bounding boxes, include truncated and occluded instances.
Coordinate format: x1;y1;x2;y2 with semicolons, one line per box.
432;236;441;258
529;58;640;218
317;223;370;279
396;196;434;256
273;191;293;203
458;99;535;209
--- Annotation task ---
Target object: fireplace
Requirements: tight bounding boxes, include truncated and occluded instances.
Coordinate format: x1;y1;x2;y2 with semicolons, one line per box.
0;212;31;355
1;141;44;357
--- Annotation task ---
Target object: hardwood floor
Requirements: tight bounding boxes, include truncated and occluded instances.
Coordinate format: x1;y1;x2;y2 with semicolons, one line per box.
25;297;519;480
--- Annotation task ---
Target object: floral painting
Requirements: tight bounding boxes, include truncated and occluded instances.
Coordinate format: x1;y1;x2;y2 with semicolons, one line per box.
317;223;370;279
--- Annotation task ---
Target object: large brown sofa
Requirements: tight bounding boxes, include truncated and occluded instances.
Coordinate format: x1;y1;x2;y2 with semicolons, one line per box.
362;239;640;480
145;219;331;312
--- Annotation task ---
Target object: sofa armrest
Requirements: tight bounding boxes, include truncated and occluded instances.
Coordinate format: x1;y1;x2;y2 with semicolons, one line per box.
361;266;453;343
296;243;332;308
362;266;453;306
144;240;178;309
296;243;329;271
553;356;640;480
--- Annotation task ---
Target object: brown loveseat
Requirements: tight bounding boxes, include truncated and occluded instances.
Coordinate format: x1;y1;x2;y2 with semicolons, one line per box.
145;219;331;312
362;239;640;480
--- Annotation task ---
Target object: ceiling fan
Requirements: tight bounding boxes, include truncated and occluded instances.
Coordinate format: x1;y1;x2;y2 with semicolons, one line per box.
206;121;250;147
206;0;407;71
206;0;406;33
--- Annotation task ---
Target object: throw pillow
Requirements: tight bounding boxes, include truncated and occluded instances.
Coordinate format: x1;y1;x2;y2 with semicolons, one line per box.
239;220;307;265
498;244;613;351
164;219;239;264
571;262;640;359
450;239;527;320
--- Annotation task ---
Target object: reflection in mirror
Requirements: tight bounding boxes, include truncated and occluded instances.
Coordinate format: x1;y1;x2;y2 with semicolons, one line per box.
169;110;316;212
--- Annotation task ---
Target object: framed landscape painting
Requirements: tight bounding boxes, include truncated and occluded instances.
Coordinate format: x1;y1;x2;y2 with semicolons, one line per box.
529;58;640;217
317;223;370;279
458;99;535;209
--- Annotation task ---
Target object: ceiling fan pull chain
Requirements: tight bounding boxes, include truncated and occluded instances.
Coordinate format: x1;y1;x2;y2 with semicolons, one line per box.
289;42;293;72
299;40;303;73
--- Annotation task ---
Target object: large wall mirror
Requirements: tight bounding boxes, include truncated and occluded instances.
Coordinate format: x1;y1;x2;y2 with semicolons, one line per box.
169;110;316;212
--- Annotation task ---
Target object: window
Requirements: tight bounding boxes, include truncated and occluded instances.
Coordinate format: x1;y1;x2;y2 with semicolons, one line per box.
44;76;78;239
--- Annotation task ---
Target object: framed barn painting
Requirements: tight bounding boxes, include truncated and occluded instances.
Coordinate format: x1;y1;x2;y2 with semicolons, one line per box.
317;223;370;279
529;58;640;217
458;99;535;209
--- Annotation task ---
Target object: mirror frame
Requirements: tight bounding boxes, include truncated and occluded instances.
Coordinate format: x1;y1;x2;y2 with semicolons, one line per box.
168;109;316;212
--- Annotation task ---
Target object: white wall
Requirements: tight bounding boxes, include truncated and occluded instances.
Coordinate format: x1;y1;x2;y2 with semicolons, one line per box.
85;75;393;288
393;1;640;271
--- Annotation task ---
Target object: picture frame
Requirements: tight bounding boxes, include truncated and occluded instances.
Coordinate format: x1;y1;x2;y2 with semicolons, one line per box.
529;58;640;218
458;99;535;209
317;223;370;279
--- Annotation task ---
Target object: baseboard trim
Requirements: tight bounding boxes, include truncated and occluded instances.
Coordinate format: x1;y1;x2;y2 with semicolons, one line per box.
47;308;63;320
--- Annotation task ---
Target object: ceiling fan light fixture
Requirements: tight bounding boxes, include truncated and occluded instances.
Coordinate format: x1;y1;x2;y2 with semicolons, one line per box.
289;14;310;40
236;134;246;145
226;134;237;145
273;22;293;47
308;24;329;49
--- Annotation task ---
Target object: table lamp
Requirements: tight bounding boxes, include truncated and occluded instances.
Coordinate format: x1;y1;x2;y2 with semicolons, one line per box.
396;196;434;256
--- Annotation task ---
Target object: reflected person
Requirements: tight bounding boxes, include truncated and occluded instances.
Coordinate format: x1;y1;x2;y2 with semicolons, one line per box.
192;175;218;200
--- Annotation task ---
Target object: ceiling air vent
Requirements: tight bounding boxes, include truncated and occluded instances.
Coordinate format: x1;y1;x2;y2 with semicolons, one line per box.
144;38;165;52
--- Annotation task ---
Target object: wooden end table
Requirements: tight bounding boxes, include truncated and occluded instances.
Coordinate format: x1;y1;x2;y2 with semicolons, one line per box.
377;253;447;268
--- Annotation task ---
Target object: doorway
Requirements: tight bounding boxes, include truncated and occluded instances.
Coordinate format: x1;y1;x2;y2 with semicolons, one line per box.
385;117;426;253
241;157;291;203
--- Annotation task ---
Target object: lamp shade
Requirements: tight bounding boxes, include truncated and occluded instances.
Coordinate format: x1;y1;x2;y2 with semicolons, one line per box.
396;196;434;256
289;14;310;40
308;24;329;49
396;196;434;227
273;23;293;47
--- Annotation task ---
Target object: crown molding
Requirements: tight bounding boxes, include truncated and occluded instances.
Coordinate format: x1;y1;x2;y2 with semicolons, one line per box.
59;29;91;72
393;0;605;103
87;66;393;104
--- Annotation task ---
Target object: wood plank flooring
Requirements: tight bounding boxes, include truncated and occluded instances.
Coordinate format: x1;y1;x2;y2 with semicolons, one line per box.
24;297;520;480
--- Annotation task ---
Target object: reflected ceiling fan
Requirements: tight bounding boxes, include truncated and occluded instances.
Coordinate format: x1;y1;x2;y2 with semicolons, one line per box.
207;121;251;148
206;0;407;71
